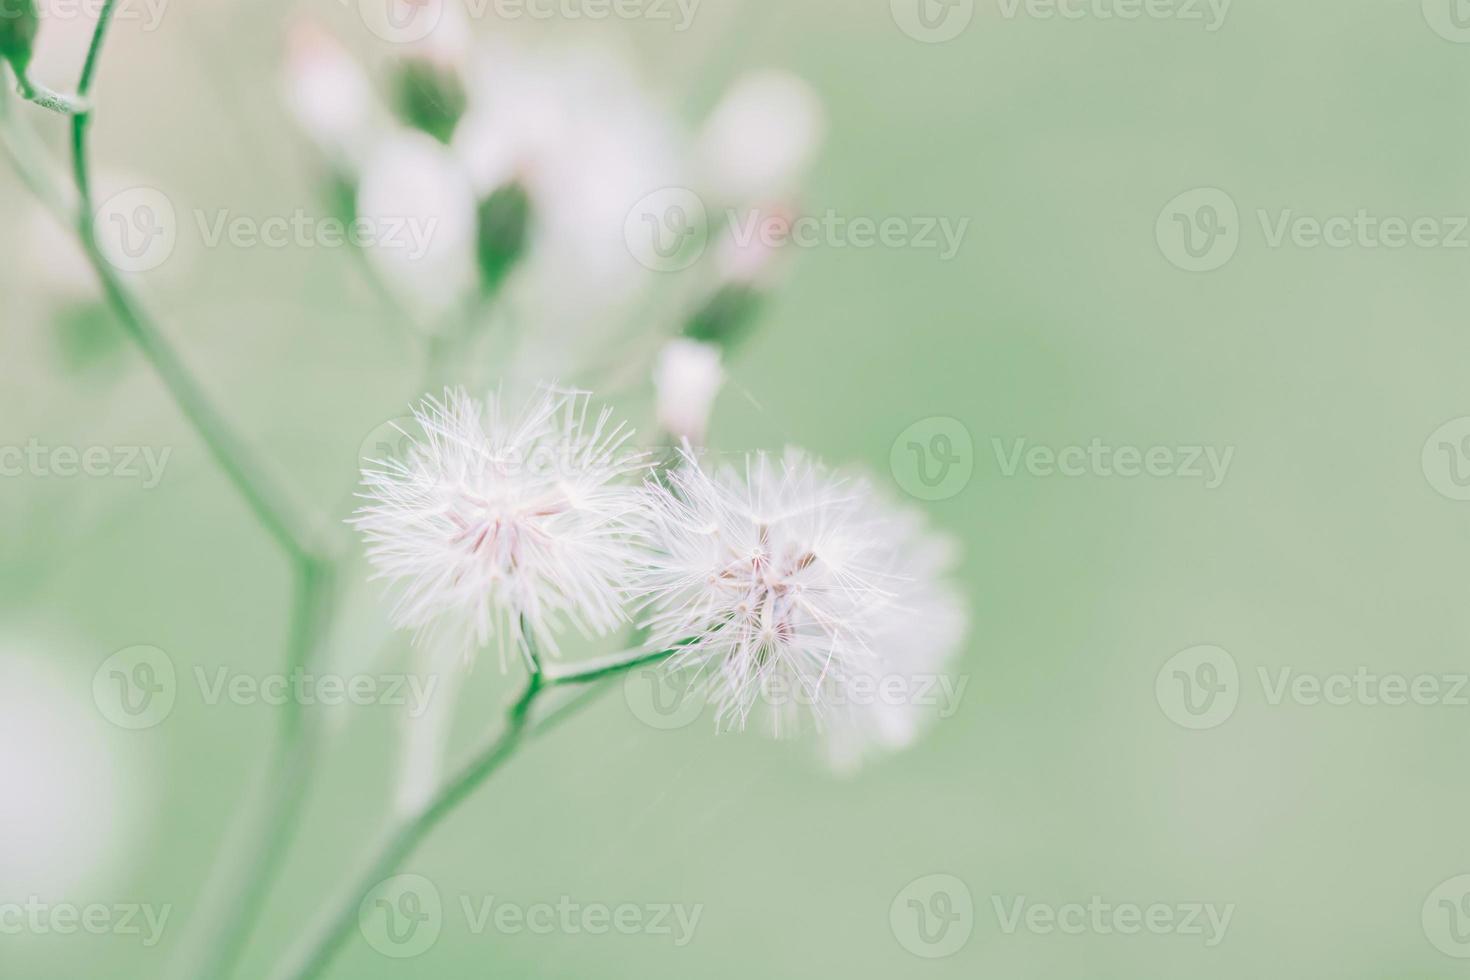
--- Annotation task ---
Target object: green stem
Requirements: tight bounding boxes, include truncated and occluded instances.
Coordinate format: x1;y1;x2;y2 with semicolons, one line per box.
179;558;336;980
271;672;543;980
62;2;321;564
6;8;345;978
269;644;676;980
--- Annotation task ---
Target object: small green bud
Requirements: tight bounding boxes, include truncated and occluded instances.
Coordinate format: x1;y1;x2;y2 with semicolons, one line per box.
0;0;39;79
393;58;467;145
684;284;763;352
475;183;531;294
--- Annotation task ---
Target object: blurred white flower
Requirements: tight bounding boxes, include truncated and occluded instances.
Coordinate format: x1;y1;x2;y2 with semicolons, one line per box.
639;450;966;760
283;23;377;169
452;43;685;333
0;643;141;894
697;69;824;205
653;338;724;444
352;387;647;661
820;506;967;774
355;130;477;318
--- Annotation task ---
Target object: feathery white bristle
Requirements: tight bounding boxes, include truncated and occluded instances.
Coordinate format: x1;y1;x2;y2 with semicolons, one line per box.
638;449;967;763
351;386;647;662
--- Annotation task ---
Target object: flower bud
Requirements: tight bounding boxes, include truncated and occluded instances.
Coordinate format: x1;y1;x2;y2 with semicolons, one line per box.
654;338;725;444
392;0;469;144
283;23;375;169
0;0;39;79
698;70;824;205
475;181;531;294
683;284;762;352
394;58;467;145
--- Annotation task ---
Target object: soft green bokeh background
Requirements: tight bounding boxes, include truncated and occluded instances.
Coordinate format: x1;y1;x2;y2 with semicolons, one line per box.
6;0;1470;976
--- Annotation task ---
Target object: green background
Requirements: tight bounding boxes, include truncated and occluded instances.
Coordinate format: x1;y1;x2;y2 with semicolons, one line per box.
5;0;1470;976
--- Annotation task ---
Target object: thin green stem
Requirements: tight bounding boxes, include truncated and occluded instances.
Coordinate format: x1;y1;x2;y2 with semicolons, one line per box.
268;643;677;980
15;73;87;114
179;558;336;980
543;646;676;686
58;13;321;563
0;9;348;979
271;670;544;980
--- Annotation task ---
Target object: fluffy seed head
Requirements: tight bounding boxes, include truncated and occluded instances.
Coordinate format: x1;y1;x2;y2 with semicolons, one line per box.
352;387;647;661
640;449;967;759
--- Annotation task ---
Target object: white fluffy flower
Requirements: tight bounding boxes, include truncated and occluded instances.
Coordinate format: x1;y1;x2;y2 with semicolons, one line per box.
697;69;824;205
639;450;967;760
355;130;478;317
352;387;647;661
452;42;685;338
819;506;967;773
653;339;725;444
283;22;377;168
